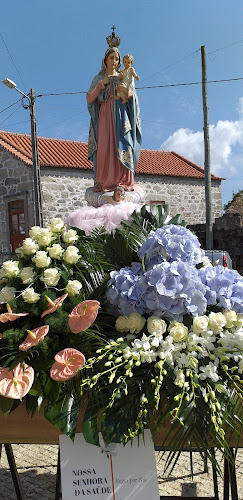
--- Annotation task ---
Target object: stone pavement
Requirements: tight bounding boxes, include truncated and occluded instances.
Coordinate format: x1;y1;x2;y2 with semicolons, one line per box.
0;444;242;499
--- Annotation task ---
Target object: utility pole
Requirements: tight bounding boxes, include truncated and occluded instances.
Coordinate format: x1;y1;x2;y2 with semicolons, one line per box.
29;89;43;227
201;45;213;249
2;79;43;227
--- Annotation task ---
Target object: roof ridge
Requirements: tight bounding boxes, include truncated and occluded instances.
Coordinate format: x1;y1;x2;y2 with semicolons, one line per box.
0;130;86;145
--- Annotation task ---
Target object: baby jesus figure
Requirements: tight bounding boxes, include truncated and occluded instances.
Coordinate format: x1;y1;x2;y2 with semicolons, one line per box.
116;53;140;104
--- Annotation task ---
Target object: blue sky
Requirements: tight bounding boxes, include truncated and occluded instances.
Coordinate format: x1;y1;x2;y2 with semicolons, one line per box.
1;0;243;207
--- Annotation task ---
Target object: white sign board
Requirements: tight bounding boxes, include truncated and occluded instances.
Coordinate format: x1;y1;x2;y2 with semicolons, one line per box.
59;430;159;499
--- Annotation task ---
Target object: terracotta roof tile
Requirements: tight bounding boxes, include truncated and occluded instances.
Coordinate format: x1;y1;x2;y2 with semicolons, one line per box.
0;130;222;180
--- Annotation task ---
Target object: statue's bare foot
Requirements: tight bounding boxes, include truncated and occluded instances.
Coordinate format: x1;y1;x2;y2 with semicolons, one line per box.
94;184;102;192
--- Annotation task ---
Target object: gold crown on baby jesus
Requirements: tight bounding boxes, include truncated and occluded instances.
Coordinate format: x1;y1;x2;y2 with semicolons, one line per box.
106;26;121;48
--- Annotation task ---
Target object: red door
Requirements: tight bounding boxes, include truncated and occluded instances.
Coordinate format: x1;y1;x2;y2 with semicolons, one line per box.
8;200;26;253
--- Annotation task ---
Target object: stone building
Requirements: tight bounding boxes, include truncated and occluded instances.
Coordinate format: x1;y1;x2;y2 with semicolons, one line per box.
0;130;223;257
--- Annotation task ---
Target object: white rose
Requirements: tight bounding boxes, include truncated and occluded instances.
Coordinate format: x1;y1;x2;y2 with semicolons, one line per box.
127;312;146;334
47;244;64;260
23;238;39;255
169;322;188;342
63;246;80;264
208;312;227;332
2;260;19;278
65;280;82;297
62;229;78;244
0;286;16;303
223;310;238;329
147;316;167;335
32;251;51;268
115;316;129;332
49;218;65;233
192;316;209;334
201;256;212;268
29;226;41;240
19;267;35;284
36;228;53;246
22;287;40;303
42;268;60;287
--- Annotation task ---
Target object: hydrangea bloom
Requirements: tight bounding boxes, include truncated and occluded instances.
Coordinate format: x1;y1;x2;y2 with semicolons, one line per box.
199;265;243;313
138;225;204;269
107;262;146;316
107;260;207;322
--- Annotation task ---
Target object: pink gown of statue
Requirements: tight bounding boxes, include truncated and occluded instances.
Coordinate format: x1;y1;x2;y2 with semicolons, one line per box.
87;82;134;191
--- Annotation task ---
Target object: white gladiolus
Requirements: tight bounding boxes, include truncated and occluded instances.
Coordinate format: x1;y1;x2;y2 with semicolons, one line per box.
22;287;40;303
0;286;16;303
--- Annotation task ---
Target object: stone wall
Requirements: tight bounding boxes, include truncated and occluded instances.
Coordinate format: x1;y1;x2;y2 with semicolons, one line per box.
188;213;243;275
0;148;35;257
41;169;222;226
0;150;223;254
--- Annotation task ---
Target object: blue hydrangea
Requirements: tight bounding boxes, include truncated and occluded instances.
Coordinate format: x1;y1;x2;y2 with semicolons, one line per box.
199;265;243;313
142;261;208;321
107;262;146;316
107;260;208;322
138;225;204;270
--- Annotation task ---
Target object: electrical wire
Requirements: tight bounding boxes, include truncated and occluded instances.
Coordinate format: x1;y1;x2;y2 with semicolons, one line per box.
0;105;22;126
208;38;243;56
36;76;243;98
0;33;28;91
139;49;200;84
38;111;86;133
0;98;22;114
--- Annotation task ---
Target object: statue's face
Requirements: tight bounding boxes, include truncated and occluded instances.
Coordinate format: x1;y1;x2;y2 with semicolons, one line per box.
124;58;132;70
106;52;119;72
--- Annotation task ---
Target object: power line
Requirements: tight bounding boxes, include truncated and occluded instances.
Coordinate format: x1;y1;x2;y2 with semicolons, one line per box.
0;98;22;114
139;48;200;84
0;33;28;91
208;38;243;56
0;105;22;126
36;76;243;98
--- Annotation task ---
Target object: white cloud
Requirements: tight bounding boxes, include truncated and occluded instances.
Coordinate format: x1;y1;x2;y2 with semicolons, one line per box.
160;100;243;178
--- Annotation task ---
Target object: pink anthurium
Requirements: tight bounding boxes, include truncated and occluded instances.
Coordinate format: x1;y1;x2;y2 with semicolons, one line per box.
50;348;85;381
41;294;68;318
0;363;34;399
0;304;29;323
19;325;49;351
68;300;100;334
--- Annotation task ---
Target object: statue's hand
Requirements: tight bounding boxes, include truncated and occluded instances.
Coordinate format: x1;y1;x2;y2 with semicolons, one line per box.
102;76;110;85
117;83;128;94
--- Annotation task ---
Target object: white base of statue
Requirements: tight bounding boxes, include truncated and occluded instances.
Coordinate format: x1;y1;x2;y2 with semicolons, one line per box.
85;184;145;208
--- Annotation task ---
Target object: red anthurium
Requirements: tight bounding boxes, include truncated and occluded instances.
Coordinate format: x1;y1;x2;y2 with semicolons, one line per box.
19;325;49;351
41;294;68;318
50;348;85;381
68;300;100;334
0;363;34;399
0;333;2;339
0;304;29;324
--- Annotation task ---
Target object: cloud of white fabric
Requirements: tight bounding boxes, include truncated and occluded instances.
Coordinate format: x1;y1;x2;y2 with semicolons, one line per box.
160;97;243;178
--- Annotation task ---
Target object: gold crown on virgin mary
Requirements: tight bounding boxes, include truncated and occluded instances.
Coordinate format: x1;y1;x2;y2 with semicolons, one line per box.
106;26;121;48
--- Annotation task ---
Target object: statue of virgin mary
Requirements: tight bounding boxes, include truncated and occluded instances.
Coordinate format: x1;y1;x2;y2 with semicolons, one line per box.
87;45;142;192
